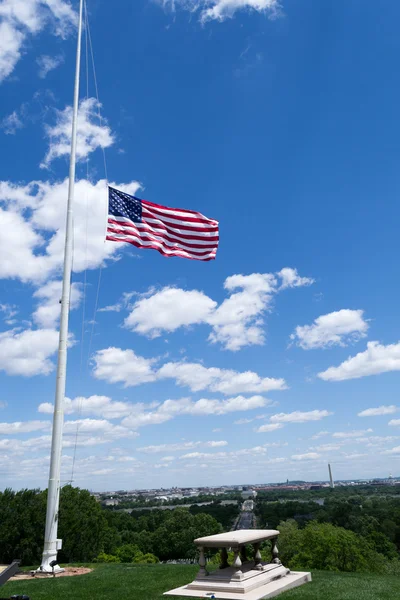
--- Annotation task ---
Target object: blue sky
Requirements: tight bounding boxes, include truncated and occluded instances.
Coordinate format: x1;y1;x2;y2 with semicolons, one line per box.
1;0;400;491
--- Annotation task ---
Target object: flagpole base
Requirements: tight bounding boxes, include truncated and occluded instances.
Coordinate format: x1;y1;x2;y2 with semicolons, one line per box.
36;547;65;574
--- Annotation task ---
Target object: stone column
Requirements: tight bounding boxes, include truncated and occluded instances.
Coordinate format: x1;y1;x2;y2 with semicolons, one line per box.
220;547;229;569
198;546;208;577
271;537;281;565
253;542;262;570
232;547;243;579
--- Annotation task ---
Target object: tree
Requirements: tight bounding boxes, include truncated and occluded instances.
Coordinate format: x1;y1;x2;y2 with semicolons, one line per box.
58;486;110;562
0;488;46;565
278;520;391;574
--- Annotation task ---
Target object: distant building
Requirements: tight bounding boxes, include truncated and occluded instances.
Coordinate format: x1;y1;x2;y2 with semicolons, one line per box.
241;489;257;500
103;499;119;506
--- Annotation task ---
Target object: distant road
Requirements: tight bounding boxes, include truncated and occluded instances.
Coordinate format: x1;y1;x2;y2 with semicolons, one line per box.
235;511;254;530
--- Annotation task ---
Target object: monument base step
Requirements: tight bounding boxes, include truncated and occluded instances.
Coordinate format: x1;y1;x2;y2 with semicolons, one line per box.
164;571;311;600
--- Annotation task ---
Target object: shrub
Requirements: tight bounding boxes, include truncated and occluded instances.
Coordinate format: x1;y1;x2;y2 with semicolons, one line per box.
95;552;121;563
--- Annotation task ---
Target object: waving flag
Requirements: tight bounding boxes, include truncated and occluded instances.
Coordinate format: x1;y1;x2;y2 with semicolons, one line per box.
106;187;219;261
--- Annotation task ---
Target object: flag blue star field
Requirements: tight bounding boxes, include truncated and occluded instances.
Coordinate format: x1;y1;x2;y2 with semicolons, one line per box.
106;187;219;261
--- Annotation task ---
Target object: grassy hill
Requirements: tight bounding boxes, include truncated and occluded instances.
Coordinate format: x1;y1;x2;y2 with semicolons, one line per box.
3;564;400;600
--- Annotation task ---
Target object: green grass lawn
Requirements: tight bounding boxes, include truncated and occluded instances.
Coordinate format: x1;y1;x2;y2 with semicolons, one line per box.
2;564;400;600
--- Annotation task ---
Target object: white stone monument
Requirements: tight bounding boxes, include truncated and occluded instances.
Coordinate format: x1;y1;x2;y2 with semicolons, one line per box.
164;529;311;600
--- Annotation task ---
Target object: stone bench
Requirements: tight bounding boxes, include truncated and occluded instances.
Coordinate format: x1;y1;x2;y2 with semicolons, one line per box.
164;529;311;600
194;529;281;580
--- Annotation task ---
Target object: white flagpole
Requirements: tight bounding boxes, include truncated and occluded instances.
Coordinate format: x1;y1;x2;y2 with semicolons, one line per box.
39;0;84;573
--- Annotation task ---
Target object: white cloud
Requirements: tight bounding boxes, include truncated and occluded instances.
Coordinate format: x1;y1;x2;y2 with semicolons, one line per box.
207;273;276;350
92;347;157;387
318;341;400;382
124;287;217;337
277;267;315;290
358;405;397;417
389;419;400;427
123;269;313;351
1;110;23;134
179;445;269;462
37;53;63;78
0;303;18;325
270;410;333;423
291;452;320;461
0;420;50;434
162;0;280;23
33;280;82;327
63;418;132;437
0;178;141;284
38;395;144;420
157;361;286;394
0;0;76;83
182;395;268;415
333;429;373;438
93;346;287;395
311;430;329;440
291;309;368;350
137;440;228;454
381;445;400;455
121;395;272;429
41;98;114;168
0;328;59;375
256;423;283;433
0;205;49;282
313;443;342;452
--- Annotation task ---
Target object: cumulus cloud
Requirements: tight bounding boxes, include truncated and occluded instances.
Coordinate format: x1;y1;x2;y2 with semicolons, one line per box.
311;430;329;440
0;420;50;434
137;440;228;453
158;361;286;394
207;273;276;350
333;429;373;438
277;267;315;290
358;405;397;417
312;443;342;452
318;341;400;382
33;280;82;328
124;287;217;336
160;0;280;23
291;309;369;350
0;178;141;283
255;423;284;433
0;303;18;325
92;348;158;387
36;53;64;78
93;346;287;395
0;327;59;376
270;410;333;423
38;395;143;420
0;0;76;83
41;98;114;168
121;395;272;429
122;268;313;351
179;445;269;462
42;393;271;435
291;452;320;461
1;110;23;134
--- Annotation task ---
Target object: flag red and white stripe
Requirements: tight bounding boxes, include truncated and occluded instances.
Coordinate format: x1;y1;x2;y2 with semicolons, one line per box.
106;190;219;261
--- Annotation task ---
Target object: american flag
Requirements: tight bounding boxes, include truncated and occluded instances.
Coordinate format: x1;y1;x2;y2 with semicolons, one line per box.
106;187;219;261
